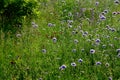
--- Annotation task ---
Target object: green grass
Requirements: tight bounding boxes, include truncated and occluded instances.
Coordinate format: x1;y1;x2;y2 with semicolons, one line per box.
0;0;120;80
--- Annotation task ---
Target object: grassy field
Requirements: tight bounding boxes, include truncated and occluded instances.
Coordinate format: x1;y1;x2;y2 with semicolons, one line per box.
0;0;120;80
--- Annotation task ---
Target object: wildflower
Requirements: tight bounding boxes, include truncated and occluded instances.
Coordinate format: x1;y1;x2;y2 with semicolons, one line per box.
71;62;76;67
99;14;106;20
68;24;72;28
52;37;57;43
31;22;35;25
106;25;111;29
90;49;95;54
116;49;120;53
72;49;77;53
16;34;21;38
41;49;47;53
114;0;119;5
102;45;106;48
68;12;72;17
105;63;110;67
104;9;108;14
96;61;102;65
39;78;43;80
95;1;99;6
32;24;38;28
78;59;83;63
84;31;88;35
108;77;112;80
81;49;85;52
112;12;118;15
95;39;101;43
59;65;67;70
48;23;53;27
74;39;79;44
117;53;120;58
111;28;116;32
67;20;73;25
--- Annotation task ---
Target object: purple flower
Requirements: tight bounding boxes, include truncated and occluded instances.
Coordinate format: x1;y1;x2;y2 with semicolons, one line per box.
72;49;77;53
96;61;102;65
117;53;120;58
48;23;53;27
105;63;110;67
95;1;99;6
116;49;120;53
99;14;106;20
102;45;106;48
112;12;118;15
74;39;79;44
39;78;43;80
104;9;108;14
42;49;47;53
71;62;76;67
114;0;119;5
78;59;83;63
95;39;101;43
90;49;95;54
52;37;57;43
108;77;112;80
59;65;67;70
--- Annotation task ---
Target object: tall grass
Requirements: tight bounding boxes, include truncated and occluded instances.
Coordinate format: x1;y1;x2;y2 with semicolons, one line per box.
0;0;120;80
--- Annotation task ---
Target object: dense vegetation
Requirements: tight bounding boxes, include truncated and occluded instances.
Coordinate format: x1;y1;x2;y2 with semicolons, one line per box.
0;0;120;80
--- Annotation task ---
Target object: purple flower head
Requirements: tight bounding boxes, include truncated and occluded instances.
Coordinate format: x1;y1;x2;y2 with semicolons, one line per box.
39;78;43;80
112;12;118;15
74;39;79;44
90;49;95;54
71;62;76;67
78;59;83;63
81;49;85;52
95;39;101;43
95;1;99;6
114;0;119;4
42;49;47;53
96;61;102;65
48;23;53;27
108;77;112;80
117;53;120;58
68;12;73;17
59;64;67;70
72;49;77;53
104;9;108;14
105;63;110;67
99;14;106;20
116;49;120;53
16;34;22;38
102;45;106;48
52;37;57;43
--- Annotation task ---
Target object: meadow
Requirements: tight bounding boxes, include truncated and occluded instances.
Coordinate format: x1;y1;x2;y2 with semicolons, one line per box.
0;0;120;80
